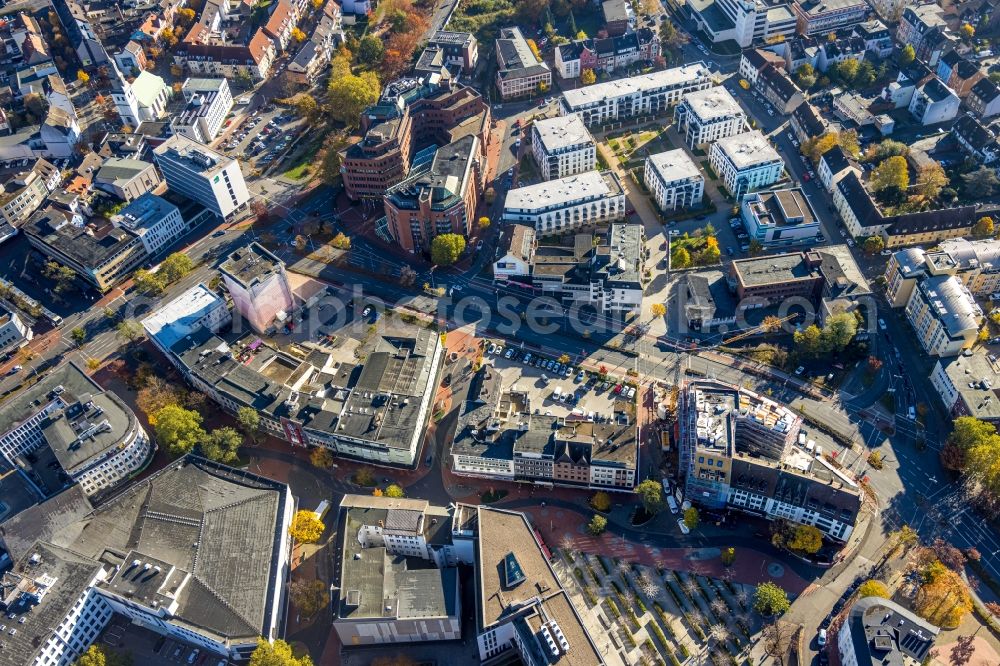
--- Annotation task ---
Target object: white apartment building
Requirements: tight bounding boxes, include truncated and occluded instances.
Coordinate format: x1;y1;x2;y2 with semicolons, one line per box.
502;170;625;236
689;0;798;48
142;283;233;361
110;193;186;257
904;274;982;358
674;86;747;148
530;114;596;181
0;158;59;227
560;63;712;126
170;78;234;144
153;135;250;219
0;307;32;355
644;149;705;212
885;238;1000;309
708;130;784;197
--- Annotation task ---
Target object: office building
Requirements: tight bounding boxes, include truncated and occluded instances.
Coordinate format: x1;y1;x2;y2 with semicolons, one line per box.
332;495;462;645
792;0;869;36
837;598;938;666
154;135;250;219
143;283;233;360
0;456;293;664
220;243;295;334
531;114;596;181
171;78;234;144
503;171;625;236
560;63;712;126
23;206;147;292
708;130;784;197
688;0;798;48
644;149;704;212
0;362;152;497
495;27;551;100
739;187;822;247
674;87;747;148
904;275;982;357
110;193;185;257
679;380;860;541
383;136;483;253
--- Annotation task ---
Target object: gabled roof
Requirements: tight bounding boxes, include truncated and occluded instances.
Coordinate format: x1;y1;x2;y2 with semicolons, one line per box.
971;76;1000;103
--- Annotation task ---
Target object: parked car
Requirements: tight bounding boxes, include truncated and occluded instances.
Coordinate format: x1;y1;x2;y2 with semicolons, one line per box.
817;629;827;647
677;518;690;535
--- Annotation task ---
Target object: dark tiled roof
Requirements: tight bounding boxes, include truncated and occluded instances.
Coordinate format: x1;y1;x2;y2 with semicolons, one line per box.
821;145;850;174
837;172;882;229
972;76;1000;103
952;113;995;149
760;64;801;103
792;103;826;137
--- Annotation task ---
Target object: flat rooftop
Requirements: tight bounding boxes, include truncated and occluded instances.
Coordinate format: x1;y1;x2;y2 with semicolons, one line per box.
939;351;1000;421
141;283;228;351
532;114;594;153
111;193;178;233
153;134;233;177
732;252;817;286
562;63;710;108
713;130;782;170
681;86;744;122
748;187;817;228
647;148;702;184
220;242;285;289
504;171;621;212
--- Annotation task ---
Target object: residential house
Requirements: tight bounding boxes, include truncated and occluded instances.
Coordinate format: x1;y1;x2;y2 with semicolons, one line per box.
951;113;1000;165
758;63;805;114
502;171;625;236
553;29;660;80
936;50;984;97
908;77;960;124
967;77;1000;119
708;130;784;198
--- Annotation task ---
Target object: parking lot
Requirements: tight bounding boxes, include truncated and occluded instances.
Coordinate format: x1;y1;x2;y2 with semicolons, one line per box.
212;106;305;169
483;342;637;421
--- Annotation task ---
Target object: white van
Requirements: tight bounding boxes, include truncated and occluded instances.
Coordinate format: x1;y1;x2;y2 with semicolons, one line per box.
798;433;806;446
552;387;562;400
666;495;679;514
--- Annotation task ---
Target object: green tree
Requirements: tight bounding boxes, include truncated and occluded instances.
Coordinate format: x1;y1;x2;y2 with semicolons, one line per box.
477;216;491;229
75;645;106;666
960;22;975;41
721;547;736;566
821;312;858;352
430;233;466;266
588;514;607;535
200;426;243;464
310;446;335;469
384;484;405;498
786;524;823;554
898;44;915;66
293;94;320;122
964;166;999;198
116;319;145;342
683;506;699;530
237;406;261;435
793;324;824;357
868;139;909;161
635;479;663;515
358;34;385;65
43;260;77;294
863;235;884;254
133;268;165;295
975;216;995;238
70;326;87;346
153;404;207;456
248;637;315;666
748;239;763;256
834;58;860;84
159;252;194;283
917;163;948;200
671;246;691;268
855;59;876;87
858;580;889;598
870;155;909;193
327;63;381;128
590;491;612;512
753;581;791;616
795;63;816;88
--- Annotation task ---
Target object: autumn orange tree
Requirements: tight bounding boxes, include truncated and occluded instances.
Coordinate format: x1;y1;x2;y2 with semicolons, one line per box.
914;559;972;628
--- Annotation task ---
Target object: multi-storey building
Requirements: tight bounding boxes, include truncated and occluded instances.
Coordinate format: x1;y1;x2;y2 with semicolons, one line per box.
644;149;705;212
449;369;639;490
967;78;1000;119
708;130;784;197
424;31;478;72
174;5;276;81
678;380;860;541
492;224;536;282
740;186;822;247
495;27;551;100
111;69;172;129
904;275;982;357
0;362;153;497
110;193;185;257
674;86;746;148
560;63;712;126
0;456;293;664
23;206;148;292
688;0;797;48
930;350;1000;422
838;598;939;666
143;283;233;361
93;158;161;202
170;78;234;144
757;63;805;114
0;158;59;227
383;135;483;253
885;238;1000;309
738;48;787;87
792;0;869;36
219;243;295;334
816;145;860;192
789;101;827;142
553;28;660;79
602;0;633;36
341;76;491;201
936;50;984;98
286;10;341;85
897;4;951;66
502;170;625;236
530;114;596;181
908;77;960;125
153;135;250;219
0;307;32;356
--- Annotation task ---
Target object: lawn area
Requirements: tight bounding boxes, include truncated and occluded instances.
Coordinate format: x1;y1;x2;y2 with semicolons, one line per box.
282;140;322;181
